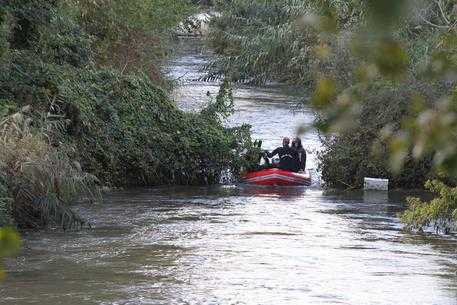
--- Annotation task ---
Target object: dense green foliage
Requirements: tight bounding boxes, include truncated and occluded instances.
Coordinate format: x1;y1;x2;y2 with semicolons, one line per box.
62;0;195;81
0;0;252;231
61;70;249;186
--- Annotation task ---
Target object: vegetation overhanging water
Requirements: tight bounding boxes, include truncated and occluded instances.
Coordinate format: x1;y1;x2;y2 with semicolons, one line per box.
1;37;457;305
1;1;457;303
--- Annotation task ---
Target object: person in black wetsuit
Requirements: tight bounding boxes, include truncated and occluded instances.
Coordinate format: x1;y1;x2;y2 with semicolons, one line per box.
266;137;299;171
292;137;306;172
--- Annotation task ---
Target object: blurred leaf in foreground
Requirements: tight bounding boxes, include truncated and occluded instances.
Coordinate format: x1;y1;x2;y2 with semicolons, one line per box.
0;227;21;281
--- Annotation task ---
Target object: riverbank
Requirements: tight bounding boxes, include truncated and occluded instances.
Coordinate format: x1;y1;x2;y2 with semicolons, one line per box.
0;2;253;230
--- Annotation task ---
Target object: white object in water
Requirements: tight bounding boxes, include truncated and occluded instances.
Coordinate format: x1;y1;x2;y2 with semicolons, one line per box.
364;177;389;191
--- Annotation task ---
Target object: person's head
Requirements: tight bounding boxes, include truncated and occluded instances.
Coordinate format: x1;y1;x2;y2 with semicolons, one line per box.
282;137;290;147
293;137;302;148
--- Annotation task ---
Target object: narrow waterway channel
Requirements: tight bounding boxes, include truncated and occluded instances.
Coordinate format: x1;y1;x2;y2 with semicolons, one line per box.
1;38;457;305
166;39;321;172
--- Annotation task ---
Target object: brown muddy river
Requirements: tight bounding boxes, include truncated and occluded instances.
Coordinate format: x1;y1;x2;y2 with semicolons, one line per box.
1;38;456;305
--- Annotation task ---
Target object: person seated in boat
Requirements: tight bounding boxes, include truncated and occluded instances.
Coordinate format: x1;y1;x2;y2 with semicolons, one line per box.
266;137;299;172
292;137;306;172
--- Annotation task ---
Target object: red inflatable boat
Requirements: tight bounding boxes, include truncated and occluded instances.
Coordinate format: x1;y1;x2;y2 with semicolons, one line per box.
241;168;311;186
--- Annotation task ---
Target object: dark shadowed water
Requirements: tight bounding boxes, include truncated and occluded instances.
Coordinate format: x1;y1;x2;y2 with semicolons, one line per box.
1;38;456;305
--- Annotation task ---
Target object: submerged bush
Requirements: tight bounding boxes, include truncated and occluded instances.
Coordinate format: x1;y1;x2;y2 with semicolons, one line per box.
0;60;251;186
58;69;250;186
401;180;457;234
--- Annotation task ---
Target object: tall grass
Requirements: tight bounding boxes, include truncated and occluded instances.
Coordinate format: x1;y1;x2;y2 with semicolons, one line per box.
0;108;100;230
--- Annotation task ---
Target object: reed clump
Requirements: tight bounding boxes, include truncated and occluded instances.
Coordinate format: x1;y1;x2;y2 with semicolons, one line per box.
0;108;100;230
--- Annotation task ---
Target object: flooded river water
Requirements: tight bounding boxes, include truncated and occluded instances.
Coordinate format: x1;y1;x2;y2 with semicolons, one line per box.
1;39;457;305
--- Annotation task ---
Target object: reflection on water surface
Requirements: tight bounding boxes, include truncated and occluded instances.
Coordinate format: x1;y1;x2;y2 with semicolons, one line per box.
2;186;457;305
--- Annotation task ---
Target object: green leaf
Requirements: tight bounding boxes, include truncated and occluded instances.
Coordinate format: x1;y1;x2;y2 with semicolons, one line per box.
0;227;21;258
312;77;337;109
374;38;409;79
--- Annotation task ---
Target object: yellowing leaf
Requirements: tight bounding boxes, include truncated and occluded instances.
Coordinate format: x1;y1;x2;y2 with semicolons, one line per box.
319;15;337;33
389;132;409;173
314;43;332;60
374;38;408;79
0;227;21;258
312;78;337;109
410;95;426;115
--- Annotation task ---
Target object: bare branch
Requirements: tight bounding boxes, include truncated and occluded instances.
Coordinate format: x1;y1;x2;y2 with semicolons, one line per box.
435;0;450;24
417;8;451;29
